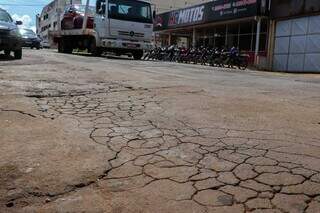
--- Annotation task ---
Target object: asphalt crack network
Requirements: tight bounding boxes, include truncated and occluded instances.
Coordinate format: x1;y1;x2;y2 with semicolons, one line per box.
9;82;320;212
0;108;36;118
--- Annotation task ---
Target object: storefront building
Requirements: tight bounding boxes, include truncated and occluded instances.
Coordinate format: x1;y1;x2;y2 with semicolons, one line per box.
154;0;270;65
270;0;320;72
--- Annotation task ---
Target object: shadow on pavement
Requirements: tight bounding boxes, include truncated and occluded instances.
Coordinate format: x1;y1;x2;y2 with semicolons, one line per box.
0;54;15;61
70;51;134;61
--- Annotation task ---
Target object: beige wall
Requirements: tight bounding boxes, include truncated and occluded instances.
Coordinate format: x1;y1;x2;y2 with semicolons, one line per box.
151;0;211;13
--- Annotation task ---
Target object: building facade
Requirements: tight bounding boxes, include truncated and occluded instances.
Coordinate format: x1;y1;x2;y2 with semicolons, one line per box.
36;0;81;46
153;0;320;72
154;0;270;65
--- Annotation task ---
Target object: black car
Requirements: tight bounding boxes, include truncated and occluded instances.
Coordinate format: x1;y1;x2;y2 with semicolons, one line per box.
20;28;41;49
0;8;22;59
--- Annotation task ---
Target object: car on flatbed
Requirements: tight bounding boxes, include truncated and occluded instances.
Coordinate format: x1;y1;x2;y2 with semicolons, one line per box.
61;4;95;30
0;8;23;59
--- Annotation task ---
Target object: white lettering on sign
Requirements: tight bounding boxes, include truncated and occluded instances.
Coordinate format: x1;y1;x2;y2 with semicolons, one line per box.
214;3;231;11
177;6;205;25
233;0;257;7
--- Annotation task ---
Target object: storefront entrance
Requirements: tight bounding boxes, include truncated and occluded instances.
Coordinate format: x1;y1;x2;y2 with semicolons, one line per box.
196;20;268;52
158;19;269;64
154;0;270;65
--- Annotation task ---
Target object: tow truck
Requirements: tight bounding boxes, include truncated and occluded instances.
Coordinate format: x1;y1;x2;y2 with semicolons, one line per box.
53;0;154;59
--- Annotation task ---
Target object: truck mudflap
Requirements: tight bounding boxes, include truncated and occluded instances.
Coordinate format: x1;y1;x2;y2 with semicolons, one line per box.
101;39;153;51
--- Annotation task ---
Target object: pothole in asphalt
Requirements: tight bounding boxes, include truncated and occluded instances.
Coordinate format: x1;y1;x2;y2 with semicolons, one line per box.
26;94;66;98
6;202;14;208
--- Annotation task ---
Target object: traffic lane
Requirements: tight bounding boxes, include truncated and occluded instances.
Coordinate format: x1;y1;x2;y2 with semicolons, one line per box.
0;49;319;212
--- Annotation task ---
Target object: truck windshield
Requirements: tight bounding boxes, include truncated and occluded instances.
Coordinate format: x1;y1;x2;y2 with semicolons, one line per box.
108;0;152;23
0;10;13;23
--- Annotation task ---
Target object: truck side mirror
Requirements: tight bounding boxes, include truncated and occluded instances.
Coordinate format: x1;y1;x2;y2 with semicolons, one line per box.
153;10;156;19
16;21;23;25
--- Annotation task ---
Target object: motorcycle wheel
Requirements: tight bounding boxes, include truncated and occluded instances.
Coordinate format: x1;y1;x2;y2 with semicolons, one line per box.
238;61;248;70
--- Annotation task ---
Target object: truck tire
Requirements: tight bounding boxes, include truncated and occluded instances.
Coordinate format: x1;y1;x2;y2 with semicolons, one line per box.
4;50;10;57
90;38;102;57
14;49;22;59
133;50;143;60
58;38;73;54
92;47;102;57
58;40;63;53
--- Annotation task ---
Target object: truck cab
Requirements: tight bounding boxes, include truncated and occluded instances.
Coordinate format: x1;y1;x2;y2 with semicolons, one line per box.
55;0;154;59
95;0;153;59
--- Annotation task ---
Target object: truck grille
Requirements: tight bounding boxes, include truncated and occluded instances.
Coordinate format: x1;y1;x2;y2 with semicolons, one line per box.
118;31;144;38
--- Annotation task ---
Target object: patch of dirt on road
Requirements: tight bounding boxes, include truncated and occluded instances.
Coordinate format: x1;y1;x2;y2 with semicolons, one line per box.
0;165;22;184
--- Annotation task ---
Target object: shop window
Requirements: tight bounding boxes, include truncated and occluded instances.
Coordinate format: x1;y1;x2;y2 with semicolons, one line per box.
206;29;215;47
240;21;253;34
251;33;267;52
239;35;253;51
259;34;267;51
253;19;268;34
228;24;239;35
227;35;239;49
216;26;226;35
215;36;225;49
261;19;268;33
214;25;226;48
176;37;188;48
204;38;210;47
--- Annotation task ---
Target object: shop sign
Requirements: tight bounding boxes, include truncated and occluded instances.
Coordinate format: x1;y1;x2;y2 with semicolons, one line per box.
209;0;258;19
168;5;205;26
154;0;266;31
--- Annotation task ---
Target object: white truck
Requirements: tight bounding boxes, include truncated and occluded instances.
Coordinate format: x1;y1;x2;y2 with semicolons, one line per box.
53;0;154;59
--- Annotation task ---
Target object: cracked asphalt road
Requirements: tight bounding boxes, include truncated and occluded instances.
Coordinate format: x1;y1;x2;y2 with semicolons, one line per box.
1;50;320;213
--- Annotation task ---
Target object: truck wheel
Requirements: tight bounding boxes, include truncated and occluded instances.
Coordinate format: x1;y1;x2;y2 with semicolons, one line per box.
92;47;102;57
58;40;65;53
90;38;102;57
4;50;10;57
14;49;22;60
133;50;143;60
58;40;63;53
58;39;73;54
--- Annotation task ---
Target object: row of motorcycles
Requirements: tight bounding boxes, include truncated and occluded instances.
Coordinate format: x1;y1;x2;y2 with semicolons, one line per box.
143;45;250;70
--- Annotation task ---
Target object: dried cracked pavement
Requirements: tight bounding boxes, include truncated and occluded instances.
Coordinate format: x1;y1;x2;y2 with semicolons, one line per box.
1;50;320;213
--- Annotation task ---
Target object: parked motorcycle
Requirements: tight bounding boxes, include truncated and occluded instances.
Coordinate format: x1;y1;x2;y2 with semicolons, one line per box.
143;46;250;70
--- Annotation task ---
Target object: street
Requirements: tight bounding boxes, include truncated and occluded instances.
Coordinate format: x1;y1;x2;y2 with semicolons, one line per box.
1;49;320;212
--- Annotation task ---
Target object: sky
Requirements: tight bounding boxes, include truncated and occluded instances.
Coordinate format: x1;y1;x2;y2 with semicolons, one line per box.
0;0;95;32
